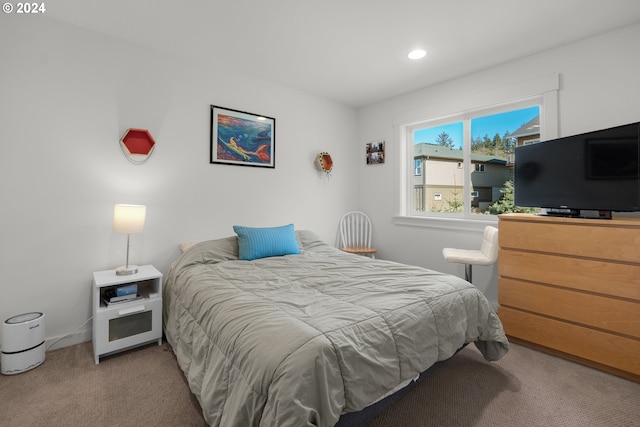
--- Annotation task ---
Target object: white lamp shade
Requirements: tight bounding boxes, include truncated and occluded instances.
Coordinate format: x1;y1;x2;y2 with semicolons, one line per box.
113;204;146;234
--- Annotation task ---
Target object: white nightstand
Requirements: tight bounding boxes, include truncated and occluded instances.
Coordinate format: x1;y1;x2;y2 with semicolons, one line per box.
92;265;163;364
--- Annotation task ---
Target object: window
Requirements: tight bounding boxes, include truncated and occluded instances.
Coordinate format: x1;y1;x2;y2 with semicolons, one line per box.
414;159;422;176
394;73;559;225
405;101;544;218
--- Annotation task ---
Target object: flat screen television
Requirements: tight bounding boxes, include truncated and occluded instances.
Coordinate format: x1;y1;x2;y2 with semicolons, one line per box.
514;122;640;218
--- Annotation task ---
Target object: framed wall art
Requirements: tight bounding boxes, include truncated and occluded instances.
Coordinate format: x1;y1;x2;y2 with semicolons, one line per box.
210;105;275;168
366;140;385;164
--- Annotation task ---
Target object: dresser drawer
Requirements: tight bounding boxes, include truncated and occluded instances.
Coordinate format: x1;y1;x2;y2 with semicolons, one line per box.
499;278;640;339
498;250;640;301
499;307;640;376
499;217;640;263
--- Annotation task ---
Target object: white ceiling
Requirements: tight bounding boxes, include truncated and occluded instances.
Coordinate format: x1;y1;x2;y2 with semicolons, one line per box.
46;0;640;108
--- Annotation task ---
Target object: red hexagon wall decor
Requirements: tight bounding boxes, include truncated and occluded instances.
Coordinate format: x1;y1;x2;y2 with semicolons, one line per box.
120;128;156;163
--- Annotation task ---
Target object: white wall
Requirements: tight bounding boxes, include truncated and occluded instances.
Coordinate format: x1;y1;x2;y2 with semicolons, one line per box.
3;17;640;350
0;16;359;348
357;24;640;306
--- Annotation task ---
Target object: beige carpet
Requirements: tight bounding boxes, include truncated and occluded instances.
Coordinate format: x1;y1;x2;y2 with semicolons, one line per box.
0;342;206;427
367;343;640;427
0;340;638;426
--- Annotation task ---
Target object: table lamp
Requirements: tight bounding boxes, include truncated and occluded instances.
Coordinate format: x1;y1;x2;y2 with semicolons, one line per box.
113;204;146;275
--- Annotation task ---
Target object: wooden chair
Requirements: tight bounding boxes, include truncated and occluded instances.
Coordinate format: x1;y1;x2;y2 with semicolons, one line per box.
442;226;498;283
339;211;377;258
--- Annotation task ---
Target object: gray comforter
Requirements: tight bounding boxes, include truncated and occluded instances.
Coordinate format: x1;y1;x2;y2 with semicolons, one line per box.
163;230;509;427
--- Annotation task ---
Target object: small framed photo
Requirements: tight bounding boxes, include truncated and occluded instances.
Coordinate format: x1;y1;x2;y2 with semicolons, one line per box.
210;105;275;168
366;140;385;164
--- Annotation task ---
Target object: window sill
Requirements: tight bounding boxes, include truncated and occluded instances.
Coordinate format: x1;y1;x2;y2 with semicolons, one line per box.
393;215;497;232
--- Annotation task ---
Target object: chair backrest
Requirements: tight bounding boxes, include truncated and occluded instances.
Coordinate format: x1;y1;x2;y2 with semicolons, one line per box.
339;211;373;249
480;226;499;264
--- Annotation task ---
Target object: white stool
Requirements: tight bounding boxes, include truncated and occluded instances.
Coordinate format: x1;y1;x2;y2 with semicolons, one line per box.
442;226;499;283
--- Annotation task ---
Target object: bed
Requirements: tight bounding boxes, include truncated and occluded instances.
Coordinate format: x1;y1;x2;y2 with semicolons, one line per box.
163;227;509;427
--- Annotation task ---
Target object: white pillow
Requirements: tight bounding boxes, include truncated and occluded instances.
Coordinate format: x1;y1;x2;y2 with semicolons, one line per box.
179;241;198;253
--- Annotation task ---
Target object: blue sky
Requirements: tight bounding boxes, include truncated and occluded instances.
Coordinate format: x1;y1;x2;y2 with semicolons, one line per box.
414;106;539;149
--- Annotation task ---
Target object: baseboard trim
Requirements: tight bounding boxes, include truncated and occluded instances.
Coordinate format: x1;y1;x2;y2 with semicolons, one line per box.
45;328;91;351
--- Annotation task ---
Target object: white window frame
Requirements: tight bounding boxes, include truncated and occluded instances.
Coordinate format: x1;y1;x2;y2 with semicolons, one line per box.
393;73;559;231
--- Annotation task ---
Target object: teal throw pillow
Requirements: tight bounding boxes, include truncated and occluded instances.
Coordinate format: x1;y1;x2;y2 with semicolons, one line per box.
233;224;300;261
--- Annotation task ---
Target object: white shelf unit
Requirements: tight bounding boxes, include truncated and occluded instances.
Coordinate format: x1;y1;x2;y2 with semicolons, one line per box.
92;265;163;364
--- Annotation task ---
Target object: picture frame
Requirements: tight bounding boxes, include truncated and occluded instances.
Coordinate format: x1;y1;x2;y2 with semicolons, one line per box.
210;105;275;168
366;140;385;164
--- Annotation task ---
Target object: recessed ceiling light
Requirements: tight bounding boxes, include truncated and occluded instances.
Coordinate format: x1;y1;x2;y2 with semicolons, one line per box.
408;49;427;60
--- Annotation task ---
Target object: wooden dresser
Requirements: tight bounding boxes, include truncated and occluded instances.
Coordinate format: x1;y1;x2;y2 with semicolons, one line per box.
497;213;640;381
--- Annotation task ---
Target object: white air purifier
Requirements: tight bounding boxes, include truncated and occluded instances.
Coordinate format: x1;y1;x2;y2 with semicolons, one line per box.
1;312;45;375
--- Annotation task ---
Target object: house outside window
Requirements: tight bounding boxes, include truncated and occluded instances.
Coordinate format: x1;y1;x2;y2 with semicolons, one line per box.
505;115;542;166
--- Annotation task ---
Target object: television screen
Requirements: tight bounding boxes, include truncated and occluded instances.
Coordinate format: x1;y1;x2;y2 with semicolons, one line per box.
514;122;640;214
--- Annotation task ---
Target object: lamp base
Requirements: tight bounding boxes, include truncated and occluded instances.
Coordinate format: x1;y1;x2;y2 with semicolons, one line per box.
115;265;139;276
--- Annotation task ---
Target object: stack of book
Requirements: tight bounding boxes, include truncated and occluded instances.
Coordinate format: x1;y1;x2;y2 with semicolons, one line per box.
103;283;142;306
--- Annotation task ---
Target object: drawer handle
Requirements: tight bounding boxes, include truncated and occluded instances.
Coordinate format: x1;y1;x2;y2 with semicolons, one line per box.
118;305;146;316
